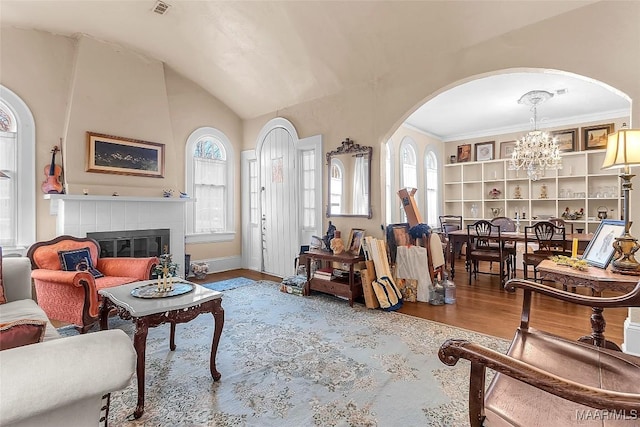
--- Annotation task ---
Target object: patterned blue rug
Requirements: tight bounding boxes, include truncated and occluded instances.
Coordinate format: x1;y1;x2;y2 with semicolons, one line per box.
201;277;256;292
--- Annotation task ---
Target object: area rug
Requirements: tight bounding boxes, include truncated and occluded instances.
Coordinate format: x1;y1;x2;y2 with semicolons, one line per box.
201;276;256;291
63;281;508;426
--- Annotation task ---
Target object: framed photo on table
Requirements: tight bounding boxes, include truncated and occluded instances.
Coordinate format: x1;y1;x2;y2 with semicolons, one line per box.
582;124;614;150
475;141;495;161
551;128;577;152
581;219;625;268
347;228;365;255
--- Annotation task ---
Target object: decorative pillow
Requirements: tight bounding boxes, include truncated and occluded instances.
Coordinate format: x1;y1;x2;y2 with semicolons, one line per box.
0;319;47;350
58;247;104;278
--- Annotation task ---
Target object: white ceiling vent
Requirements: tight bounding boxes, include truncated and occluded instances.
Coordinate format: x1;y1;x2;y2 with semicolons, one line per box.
555;88;569;96
152;0;171;15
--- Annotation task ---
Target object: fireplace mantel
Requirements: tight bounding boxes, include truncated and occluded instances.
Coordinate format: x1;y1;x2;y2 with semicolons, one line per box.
44;194;191;277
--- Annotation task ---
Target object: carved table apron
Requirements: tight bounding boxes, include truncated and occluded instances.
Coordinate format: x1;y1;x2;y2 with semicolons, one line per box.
99;280;224;419
536;259;637;350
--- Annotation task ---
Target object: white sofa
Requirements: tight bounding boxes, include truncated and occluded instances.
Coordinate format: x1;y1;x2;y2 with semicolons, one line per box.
0;256;136;427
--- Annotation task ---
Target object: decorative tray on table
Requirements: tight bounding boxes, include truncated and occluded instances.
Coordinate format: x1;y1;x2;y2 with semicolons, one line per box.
131;282;195;299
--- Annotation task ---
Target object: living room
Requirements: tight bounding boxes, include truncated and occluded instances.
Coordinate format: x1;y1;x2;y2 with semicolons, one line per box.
1;1;640;425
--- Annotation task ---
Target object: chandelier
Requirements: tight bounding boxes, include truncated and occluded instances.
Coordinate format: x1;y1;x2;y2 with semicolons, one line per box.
509;90;562;180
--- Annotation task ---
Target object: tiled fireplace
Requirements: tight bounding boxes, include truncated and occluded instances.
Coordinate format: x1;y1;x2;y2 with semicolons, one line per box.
44;194;190;276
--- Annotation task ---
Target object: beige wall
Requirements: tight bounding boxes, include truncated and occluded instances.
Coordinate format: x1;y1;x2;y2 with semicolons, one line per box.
0;29;243;259
244;1;640;240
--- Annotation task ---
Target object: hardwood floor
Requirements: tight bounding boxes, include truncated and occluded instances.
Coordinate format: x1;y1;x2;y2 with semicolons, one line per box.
202;262;628;346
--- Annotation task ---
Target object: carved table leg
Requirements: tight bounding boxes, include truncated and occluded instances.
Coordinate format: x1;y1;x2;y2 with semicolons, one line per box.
578;306;622;351
209;299;224;381
133;319;149;419
99;299;111;330
169;321;176;351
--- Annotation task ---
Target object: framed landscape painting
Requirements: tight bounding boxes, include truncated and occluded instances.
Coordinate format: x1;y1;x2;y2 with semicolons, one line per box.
551;128;577;152
86;132;165;178
582;124;614;150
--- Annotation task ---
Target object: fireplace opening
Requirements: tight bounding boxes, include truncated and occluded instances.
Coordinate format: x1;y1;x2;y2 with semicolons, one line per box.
87;229;170;259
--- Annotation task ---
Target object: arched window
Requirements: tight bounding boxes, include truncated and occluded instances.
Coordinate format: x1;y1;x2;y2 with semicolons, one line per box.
330;158;344;214
400;138;417;221
425;150;439;227
0;87;35;254
185;127;234;242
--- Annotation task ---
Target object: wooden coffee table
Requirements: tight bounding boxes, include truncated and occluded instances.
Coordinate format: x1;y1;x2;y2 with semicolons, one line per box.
99;279;224;419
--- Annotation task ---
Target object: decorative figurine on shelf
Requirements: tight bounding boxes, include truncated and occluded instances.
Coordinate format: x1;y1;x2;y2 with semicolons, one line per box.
322;221;336;252
154;247;179;292
597;206;608;220
540;184;548;199
490;207;502;218
561;207;571;219
514;185;522;199
162;189;174;198
330;230;345;255
488;188;501;199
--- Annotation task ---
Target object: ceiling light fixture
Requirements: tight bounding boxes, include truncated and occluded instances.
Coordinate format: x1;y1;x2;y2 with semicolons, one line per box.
509;90;562;181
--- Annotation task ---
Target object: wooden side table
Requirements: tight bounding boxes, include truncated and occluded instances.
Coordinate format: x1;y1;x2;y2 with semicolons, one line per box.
536;259;638;350
304;249;364;307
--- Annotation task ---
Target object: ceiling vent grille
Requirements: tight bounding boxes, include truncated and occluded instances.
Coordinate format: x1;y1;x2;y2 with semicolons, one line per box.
152;0;171;15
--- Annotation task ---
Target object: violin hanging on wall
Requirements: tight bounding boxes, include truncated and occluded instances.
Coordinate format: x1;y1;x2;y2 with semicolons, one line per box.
41;145;64;194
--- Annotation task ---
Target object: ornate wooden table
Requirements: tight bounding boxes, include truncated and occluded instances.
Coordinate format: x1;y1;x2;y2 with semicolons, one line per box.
99;279;224;419
536;259;638;350
304;249;364;307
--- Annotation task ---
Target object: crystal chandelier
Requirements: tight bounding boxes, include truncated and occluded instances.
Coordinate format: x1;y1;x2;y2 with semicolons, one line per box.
509;90;562;180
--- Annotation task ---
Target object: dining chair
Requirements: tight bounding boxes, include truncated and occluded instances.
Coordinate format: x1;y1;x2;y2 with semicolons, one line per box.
523;221;571;282
466;220;509;288
438;215;463;268
490;216;517;278
549;217;573;234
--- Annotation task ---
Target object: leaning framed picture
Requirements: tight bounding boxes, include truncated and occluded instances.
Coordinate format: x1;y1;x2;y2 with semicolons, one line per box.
347;228;365;255
581;219;625;268
582;124;614;150
500;141;517;159
551;128;577;152
86;132;165;178
475;141;495;161
457;143;472;163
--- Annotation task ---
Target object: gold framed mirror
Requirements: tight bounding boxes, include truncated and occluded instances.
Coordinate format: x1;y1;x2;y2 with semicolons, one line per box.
326;138;372;218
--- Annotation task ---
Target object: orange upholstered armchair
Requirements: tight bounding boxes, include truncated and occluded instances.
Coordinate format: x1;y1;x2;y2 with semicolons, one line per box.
27;235;158;333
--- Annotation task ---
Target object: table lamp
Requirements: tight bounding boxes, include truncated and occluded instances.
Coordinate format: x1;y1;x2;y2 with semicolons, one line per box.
601;126;640;275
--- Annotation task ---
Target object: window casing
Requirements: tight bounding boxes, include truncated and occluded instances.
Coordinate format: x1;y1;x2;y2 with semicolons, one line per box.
400;140;417;222
425;150;439;227
185;127;234;243
0;87;35;255
301;149;316;229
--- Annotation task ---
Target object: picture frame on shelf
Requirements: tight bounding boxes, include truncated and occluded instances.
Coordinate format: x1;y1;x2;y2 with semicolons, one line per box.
551;128;577;152
582;123;614;150
86;131;165;178
457;143;472;163
500;141;517;159
347;228;365;255
581;219;625;268
475;141;495;161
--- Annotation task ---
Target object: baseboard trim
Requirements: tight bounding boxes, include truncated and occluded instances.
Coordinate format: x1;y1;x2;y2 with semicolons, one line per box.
622;317;640;357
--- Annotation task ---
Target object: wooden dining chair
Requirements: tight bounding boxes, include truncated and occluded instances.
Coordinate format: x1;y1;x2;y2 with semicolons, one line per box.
549;217;573;234
438;215;463;267
523;221;571;282
490;216;517;278
466;220;509;288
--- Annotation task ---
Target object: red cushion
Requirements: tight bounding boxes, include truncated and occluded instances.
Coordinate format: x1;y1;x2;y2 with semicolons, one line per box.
0;319;47;350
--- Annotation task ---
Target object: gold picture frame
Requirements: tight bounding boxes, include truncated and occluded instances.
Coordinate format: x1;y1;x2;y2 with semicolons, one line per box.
457;143;471;163
551;128;577;152
86;132;165;178
347;228;365;255
582;124;614;150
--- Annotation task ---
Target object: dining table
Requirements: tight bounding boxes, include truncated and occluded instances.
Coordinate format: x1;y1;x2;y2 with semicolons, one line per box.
445;228;594;279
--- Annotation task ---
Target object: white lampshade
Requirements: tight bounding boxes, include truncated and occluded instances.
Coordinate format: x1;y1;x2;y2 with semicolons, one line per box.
602;128;640;169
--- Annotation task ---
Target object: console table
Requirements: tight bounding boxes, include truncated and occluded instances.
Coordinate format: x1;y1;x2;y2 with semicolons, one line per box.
536;259;638;350
304;249;364;307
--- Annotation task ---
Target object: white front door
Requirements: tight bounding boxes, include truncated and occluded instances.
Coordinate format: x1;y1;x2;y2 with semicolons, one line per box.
259;126;298;278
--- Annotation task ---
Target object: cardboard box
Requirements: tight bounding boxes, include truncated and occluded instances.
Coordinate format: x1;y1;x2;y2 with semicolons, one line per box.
397;188;423;227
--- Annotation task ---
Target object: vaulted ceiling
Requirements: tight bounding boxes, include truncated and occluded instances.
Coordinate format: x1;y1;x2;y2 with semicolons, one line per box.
2;1;627;140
